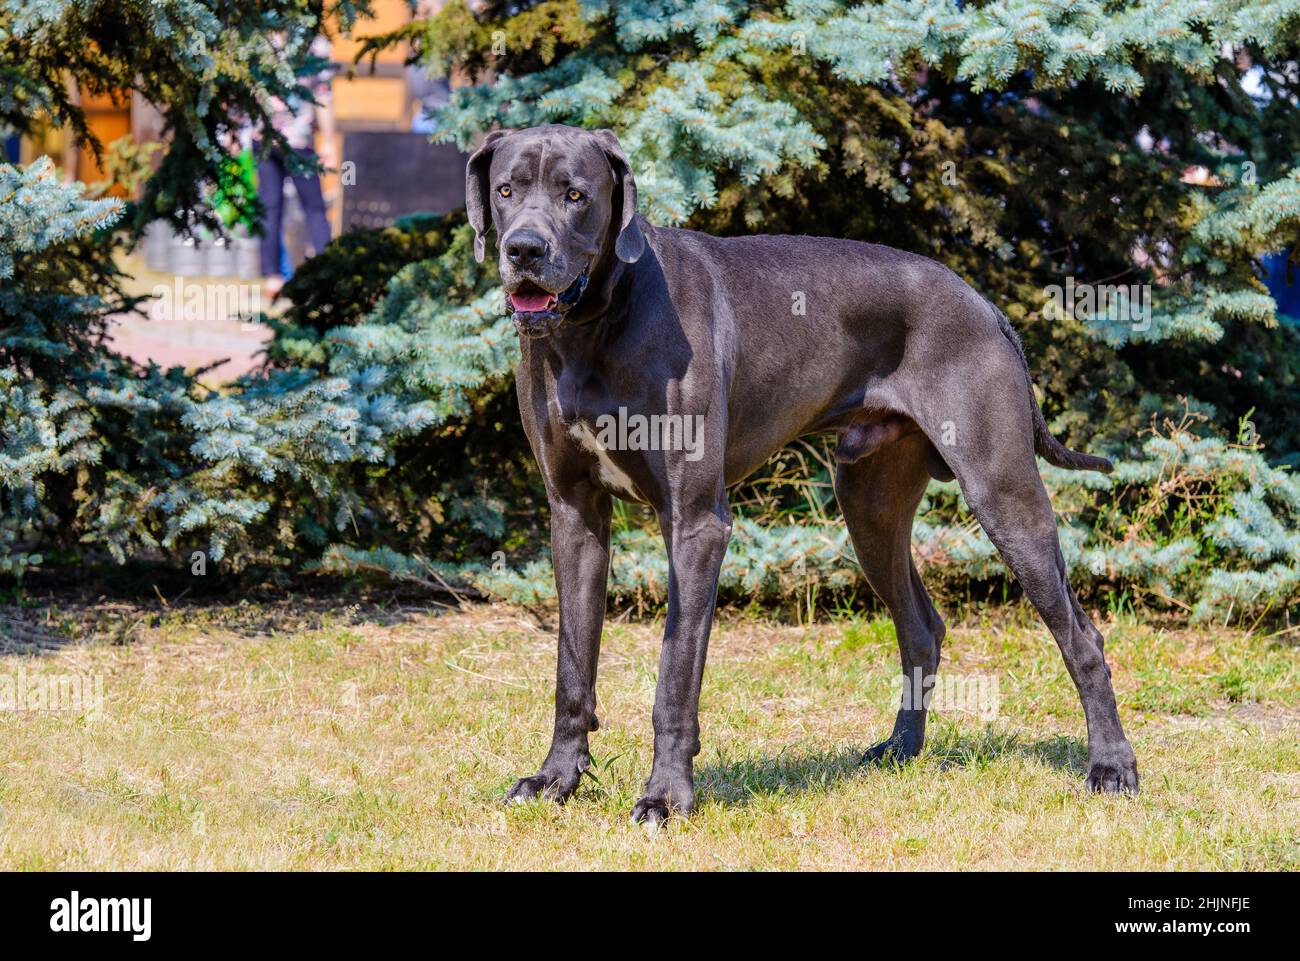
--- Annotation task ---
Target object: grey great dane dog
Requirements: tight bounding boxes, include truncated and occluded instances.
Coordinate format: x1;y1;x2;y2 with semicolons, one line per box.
466;124;1139;824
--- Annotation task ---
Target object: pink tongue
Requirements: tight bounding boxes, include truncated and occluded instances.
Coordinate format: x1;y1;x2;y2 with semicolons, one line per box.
510;290;555;312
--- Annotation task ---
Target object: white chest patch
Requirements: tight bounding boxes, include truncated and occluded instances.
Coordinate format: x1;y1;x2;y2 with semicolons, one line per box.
567;422;639;498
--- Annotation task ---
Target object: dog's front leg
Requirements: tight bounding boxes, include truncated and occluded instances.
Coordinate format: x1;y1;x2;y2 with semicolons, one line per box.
505;481;612;805
631;501;732;824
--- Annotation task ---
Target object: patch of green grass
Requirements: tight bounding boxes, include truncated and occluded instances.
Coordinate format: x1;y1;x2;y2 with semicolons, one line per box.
0;600;1295;870
835;617;896;654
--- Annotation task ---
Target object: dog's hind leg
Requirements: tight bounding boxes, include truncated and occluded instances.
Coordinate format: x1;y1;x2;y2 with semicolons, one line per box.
928;364;1138;793
834;432;945;765
959;463;1137;792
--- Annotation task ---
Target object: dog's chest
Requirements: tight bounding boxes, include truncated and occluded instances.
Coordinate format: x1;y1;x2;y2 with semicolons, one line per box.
548;365;648;501
565;420;643;500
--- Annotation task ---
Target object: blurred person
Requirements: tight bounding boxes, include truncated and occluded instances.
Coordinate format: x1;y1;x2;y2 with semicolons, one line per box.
258;33;338;299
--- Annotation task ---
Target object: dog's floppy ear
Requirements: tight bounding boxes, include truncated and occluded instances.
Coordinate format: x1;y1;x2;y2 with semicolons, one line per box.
592;129;645;264
465;129;510;263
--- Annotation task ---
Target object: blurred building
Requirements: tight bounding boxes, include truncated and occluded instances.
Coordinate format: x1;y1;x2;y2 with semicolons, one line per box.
12;0;474;384
16;0;468;238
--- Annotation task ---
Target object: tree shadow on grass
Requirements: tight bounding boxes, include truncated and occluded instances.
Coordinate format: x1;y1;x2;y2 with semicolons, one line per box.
0;609;83;656
925;728;1088;777
0;590;460;656
696;744;865;807
696;729;1088;808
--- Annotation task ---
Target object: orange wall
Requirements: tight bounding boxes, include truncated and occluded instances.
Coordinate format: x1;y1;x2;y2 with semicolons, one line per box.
331;0;412;66
77;91;130;191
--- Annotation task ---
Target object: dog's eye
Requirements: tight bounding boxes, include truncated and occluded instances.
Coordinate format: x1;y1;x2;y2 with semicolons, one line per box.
566;189;583;203
497;185;511;198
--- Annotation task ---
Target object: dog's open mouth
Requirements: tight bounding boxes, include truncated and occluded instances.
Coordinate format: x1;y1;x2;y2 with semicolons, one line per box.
505;269;590;338
508;280;558;314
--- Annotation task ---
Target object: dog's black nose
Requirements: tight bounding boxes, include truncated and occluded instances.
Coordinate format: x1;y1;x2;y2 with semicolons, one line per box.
504;230;548;268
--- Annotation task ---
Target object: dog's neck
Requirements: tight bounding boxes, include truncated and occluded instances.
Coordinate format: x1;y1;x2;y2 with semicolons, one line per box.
525;261;630;424
531;223;647;365
561;216;646;328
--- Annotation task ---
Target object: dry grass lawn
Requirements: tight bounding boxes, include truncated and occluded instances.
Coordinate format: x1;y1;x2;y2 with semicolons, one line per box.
0;598;1296;870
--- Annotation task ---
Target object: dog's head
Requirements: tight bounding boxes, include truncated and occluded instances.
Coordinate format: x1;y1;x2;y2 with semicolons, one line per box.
466;124;644;338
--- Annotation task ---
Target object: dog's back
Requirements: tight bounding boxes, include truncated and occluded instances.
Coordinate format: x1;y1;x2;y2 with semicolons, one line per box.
640;224;1021;457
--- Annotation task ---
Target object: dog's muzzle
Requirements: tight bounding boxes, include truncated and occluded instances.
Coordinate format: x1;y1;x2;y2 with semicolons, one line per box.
506;267;590;339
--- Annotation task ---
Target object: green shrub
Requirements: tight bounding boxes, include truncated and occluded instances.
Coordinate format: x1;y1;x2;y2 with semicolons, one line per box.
4;0;1300;631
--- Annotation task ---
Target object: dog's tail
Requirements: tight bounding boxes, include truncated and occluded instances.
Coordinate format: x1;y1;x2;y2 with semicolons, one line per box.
993;307;1114;475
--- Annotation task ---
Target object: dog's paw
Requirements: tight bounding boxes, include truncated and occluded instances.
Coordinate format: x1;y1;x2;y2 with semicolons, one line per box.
503;767;583;806
630;777;694;826
629;795;672;826
860;734;922;767
1086;744;1139;795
